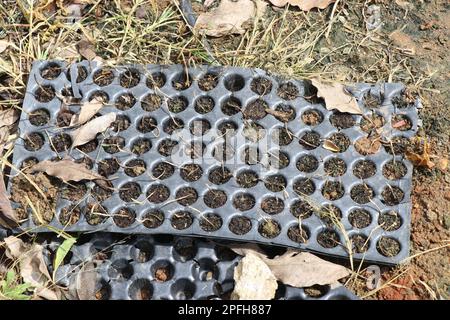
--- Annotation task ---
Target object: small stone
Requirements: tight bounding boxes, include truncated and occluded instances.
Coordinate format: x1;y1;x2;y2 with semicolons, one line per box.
444;190;450;201
425;210;437;222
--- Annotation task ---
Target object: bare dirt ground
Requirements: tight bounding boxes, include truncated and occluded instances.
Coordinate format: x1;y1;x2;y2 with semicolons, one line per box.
0;0;449;299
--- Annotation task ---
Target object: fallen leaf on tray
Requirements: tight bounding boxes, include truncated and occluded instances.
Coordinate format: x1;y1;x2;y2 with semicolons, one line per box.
75;261;99;300
30;159;104;183
71;113;116;148
4;236;60;300
268;0;336;11
311;78;362;114
231;246;350;288
406;140;435;169
323;139;340;152
0;40;11;54
52;236;77;281
265;108;293;123
231;253;278;300
354;136;381;155
70;98;104;126
0;109;19;128
0;171;18;229
194;0;267;37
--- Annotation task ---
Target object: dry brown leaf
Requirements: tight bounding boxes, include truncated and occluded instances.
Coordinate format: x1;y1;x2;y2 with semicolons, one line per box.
263;250;350;287
77;39;103;63
75;261;98;300
0;171;18;228
194;0;267;37
389;30;416;55
311;78;362;114
70;98;104;126
30;159;104;183
323;139;340;152
71;113;116;148
231;246;350;287
0;40;11;53
269;0;335;11
406;141;435;169
355;136;381;155
231;253;278;300
437;158;448;171
4;236;60;300
265;108;293;123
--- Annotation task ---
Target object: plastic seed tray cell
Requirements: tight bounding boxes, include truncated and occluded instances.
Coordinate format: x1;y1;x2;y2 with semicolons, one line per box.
11;60;419;264
46;233;359;300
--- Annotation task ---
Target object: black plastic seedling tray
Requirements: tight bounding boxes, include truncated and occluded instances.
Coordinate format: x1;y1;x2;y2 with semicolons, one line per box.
10;60;419;265
46;233;359;300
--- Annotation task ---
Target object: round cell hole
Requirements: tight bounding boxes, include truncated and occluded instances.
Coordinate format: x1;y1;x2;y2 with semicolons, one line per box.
85;203;108;226
61;182;87;202
350;184;374;204
108;259;134;281
186;141;206;159
168;96;188;113
250;77;272;95
348;209;372;228
176;187;198;206
213;143;234;161
89;90;109;103
268;150;290;169
277;82;299;100
224;74;245;92
190;118;211;136
378;211;402;231
93;68;115;86
163;117;184;134
174;238;197;262
258;219;281;239
129;279;153;300
302;109;324;126
324;157;347;177
229;215;252;235
77;138;98;154
271;127;293;146
236;170;259;188
287;224;310;243
196;258;219;281
59;205;81;226
376;237;401;257
209;166;232;185
242;122;265;142
146;72;166;89
113;207;136;227
157;139;179;156
243;99;268;120
124;159;146;177
363;91;383;109
142;209;165;229
381;186;404;206
29;109;50;126
35;85;55;103
119;182;141;202
261;197;284;215
94;280;111;300
41;62;61;80
170;279;196;300
198;73;219;91
56;109;74;127
391;114;412;131
131;138;151;155
232;193;255;211
97;158;120;177
146;184;170;203
264;174;286;192
151;260;174;282
194;96;215;114
384;136;410;155
322;181;345;201
199;213;223;232
353;160;377;179
329;112;355;129
217;120;238;136
180;163;203;182
382;160;407;180
221;97;241;116
241;146;261;165
92;182;113;202
360;113;385;133
204;189;227;209
119;68;140;88
316;204;342;227
296;155;319;173
290;200;314;219
299;131;321;150
273;104;296;122
171;211;193;230
51;133;72;153
115;92;136;110
172;72;192;90
103;136;125;154
293;178;316;196
141;93;162;112
112;114;131;132
24;132;45;151
317;229;340;248
132;241;154;263
351;234;369;253
326;132;350;153
354;137;381;155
